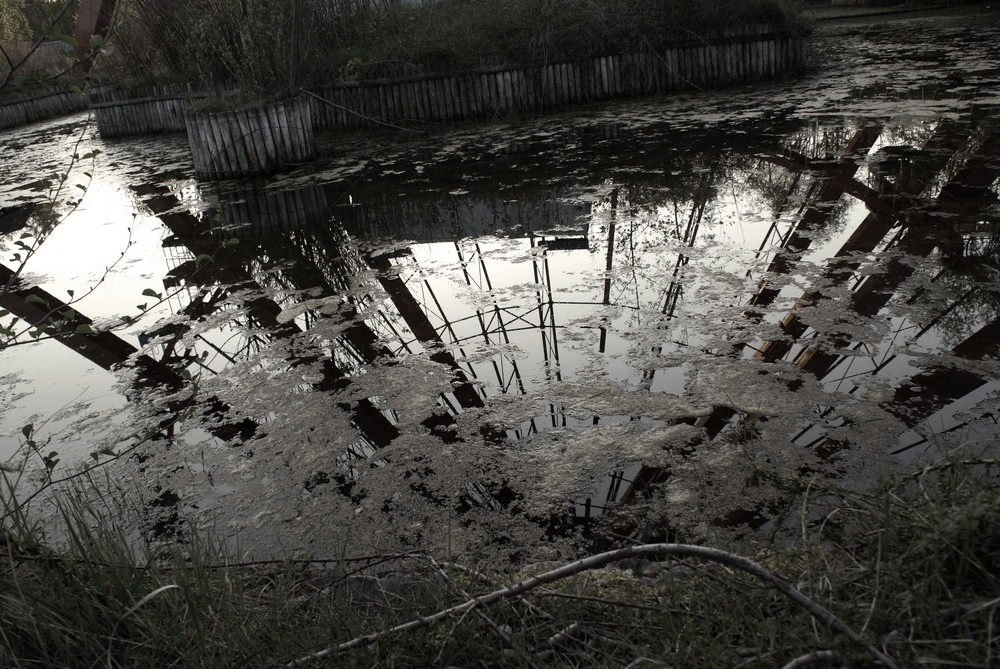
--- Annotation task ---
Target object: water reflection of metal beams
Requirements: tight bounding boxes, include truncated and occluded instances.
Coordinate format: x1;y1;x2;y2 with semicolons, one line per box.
748;126;883;309
137;186;400;448
600;188;619;352
764;152;904;223
0;263;167;380
661;186;707;320
755;123;987;367
780;124;1000;448
884;317;1000;429
368;250;485;409
0;263;257;442
531;236;562;382
455;242;528;395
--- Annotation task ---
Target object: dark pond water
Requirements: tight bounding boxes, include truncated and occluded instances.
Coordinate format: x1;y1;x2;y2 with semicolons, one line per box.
2;8;999;561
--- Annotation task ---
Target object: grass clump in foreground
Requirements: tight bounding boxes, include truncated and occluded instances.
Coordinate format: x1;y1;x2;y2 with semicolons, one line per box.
2;445;999;668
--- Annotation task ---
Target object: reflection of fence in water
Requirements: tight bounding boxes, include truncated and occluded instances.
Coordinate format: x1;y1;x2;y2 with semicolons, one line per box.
204;183;330;239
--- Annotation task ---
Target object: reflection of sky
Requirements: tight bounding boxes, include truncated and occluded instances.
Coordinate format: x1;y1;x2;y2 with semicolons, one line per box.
382;153;870;405
0;340;128;462
0;121;181;462
2;61;1000;478
1;131;279;463
22;180;174;322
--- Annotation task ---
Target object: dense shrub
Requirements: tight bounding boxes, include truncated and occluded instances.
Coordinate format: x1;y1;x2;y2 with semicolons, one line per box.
105;0;805;93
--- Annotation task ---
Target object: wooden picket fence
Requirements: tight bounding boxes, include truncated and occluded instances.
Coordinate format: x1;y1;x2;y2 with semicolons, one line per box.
0;85;89;130
310;29;806;130
2;26;805;179
183;96;315;179
88;84;200;137
84;25;804;139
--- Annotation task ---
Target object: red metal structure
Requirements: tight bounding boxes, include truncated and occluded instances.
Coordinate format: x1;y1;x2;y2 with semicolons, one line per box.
74;0;117;71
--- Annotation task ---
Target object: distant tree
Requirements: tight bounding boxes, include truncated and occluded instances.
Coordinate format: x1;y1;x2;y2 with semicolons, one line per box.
22;0;79;37
0;0;29;41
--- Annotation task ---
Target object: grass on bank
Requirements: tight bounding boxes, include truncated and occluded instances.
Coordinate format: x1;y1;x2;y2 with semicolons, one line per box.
2;441;999;668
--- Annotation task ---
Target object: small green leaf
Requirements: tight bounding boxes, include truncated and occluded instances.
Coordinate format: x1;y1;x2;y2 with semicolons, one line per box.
43;452;60;470
53;34;76;47
136;304;147;311
67;289;75;298
22;424;33;438
75;324;93;334
25;294;49;308
141;288;162;298
195;254;214;266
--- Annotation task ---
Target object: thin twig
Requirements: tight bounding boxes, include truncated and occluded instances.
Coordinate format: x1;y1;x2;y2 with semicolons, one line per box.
441;560;555;620
536;589;681;614
546;622;579;646
424;557;539;669
302;90;425;134
285;544;899;668
622;657;671;669
780;650;851;669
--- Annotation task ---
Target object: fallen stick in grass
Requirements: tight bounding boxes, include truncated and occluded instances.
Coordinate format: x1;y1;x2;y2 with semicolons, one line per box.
285;543;899;669
780;650;852;669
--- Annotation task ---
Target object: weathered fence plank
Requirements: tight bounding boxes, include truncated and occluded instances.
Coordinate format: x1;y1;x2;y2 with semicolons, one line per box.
24;28;801;136
0;86;88;130
17;26;808;179
185;97;315;179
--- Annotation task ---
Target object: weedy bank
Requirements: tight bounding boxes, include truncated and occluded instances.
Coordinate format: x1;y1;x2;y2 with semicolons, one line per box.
104;0;807;100
2;440;997;667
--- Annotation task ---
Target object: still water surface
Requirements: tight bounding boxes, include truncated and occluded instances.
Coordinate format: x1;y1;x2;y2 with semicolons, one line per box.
1;8;999;560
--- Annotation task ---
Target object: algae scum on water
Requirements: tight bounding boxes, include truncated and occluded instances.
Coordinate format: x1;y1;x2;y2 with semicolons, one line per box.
1;9;1000;562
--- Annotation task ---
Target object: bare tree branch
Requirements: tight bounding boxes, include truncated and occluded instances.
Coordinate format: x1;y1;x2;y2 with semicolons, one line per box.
285;543;899;669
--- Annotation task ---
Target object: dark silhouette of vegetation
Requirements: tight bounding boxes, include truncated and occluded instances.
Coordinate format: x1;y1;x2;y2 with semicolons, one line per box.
105;0;806;99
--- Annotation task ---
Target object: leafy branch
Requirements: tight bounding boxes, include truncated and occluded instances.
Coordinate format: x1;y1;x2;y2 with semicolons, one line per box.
0;0;105;89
